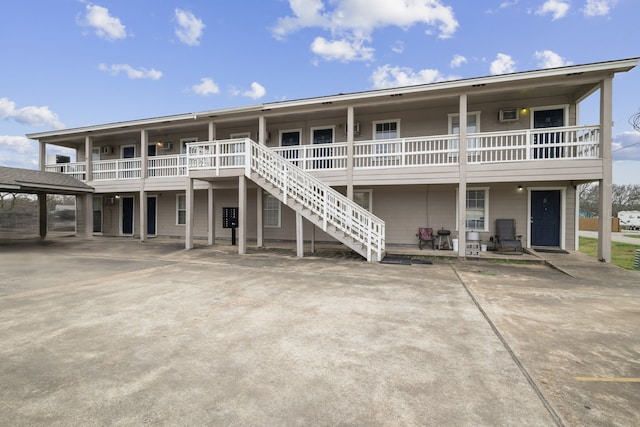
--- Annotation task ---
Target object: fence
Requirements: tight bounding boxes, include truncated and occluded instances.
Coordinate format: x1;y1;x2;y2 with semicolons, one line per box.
579;217;621;232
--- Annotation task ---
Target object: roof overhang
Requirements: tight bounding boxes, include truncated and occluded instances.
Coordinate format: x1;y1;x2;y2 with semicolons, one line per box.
26;57;639;141
0;167;94;195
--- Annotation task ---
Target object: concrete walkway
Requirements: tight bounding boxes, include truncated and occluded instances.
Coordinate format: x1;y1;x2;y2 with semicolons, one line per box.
0;237;638;426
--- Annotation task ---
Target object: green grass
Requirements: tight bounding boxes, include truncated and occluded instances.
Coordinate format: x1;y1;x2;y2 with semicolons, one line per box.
579;237;639;270
623;234;640;239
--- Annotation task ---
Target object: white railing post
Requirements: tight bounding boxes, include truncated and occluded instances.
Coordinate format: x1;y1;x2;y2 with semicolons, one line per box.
244;138;251;177
402;138;407;166
525;129;531;160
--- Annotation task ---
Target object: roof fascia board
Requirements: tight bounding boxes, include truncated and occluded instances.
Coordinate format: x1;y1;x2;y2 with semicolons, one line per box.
27;57;639;139
264;57;639;110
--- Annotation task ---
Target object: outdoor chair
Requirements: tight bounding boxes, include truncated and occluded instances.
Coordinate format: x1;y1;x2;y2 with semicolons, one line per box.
417;227;435;250
494;219;523;254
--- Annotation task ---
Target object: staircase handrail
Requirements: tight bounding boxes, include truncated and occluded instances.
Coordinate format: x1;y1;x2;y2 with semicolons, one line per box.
247;139;385;261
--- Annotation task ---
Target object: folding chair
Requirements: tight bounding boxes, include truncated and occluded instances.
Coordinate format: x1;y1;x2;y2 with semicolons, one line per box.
495;219;523;254
417;227;435;250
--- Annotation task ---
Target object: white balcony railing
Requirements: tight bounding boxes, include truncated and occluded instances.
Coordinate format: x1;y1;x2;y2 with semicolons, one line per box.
45;162;86;181
48;125;601;182
93;158;142;180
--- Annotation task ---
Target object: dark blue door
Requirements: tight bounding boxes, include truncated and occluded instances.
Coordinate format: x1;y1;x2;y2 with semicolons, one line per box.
147;197;156;236
122;197;134;235
531;190;561;246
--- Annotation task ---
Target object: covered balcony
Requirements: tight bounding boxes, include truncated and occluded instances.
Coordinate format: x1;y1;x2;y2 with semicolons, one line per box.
45;125;601;183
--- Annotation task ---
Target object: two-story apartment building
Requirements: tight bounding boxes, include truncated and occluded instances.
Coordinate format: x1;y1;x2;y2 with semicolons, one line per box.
27;57;639;262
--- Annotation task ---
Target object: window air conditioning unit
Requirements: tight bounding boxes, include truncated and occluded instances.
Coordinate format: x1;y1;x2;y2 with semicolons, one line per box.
101;146;113;154
499;108;519;122
163;142;174;150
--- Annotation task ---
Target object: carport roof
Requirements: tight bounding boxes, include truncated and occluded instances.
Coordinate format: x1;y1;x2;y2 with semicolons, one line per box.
0;166;93;194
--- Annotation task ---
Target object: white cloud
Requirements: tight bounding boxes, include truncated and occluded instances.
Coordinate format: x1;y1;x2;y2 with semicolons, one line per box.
242;82;266;100
534;50;573;68
192;78;220;96
0;98;64;129
273;0;459;62
371;65;455;89
79;4;127;41
450;54;467;68
584;0;617;16
0;135;36;155
311;37;374;62
99;64;162;80
391;41;405;54
536;0;570;20
613;131;640;161
490;53;516;75
175;9;205;46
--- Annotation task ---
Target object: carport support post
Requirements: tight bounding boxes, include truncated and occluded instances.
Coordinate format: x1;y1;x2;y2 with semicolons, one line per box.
207;183;215;246
185;177;194;250
598;75;613;263
238;175;247;255
38;192;47;239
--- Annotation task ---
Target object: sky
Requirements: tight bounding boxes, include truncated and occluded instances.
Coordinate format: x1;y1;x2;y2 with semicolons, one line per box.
1;0;639;184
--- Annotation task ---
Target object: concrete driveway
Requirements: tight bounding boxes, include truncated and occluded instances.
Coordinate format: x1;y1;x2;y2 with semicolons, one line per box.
0;237;638;426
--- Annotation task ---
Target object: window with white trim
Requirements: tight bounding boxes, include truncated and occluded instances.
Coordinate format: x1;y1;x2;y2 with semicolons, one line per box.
353;190;372;212
465;188;488;231
176;194;186;225
373;119;401;165
448;112;481;160
263;194;280;228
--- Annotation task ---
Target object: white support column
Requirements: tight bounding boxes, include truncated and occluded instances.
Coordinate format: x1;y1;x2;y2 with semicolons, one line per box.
259;116;267;145
140;130;148;179
208;183;215;246
185;177;194;249
39;141;46;171
85;136;93;182
311;225;316;254
296;211;304;258
84;193;93;239
346;106;355;200
208;121;217;141
139;190;147;242
256;188;264;247
238;175;247;255
457;94;468;257
598;75;614;262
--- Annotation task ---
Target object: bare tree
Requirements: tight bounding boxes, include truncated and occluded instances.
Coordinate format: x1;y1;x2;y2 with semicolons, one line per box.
579;183;640;217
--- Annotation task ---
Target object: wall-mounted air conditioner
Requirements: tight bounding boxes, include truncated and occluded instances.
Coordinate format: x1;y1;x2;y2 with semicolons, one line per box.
101;146;113;154
499;108;519;122
163;142;174;150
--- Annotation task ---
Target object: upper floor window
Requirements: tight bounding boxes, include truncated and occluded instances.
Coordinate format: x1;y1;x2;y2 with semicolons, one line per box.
180;137;198;154
372;120;401;166
373;120;400;140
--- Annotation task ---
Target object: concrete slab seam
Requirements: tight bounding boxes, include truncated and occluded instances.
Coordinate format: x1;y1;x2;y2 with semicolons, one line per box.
448;261;566;427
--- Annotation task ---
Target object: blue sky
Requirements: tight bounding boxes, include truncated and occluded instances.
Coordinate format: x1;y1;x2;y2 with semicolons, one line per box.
1;0;639;183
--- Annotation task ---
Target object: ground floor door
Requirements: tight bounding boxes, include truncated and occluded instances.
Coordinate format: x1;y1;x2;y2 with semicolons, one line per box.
531;190;561;246
93;196;102;234
147;196;157;236
122;197;134;235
